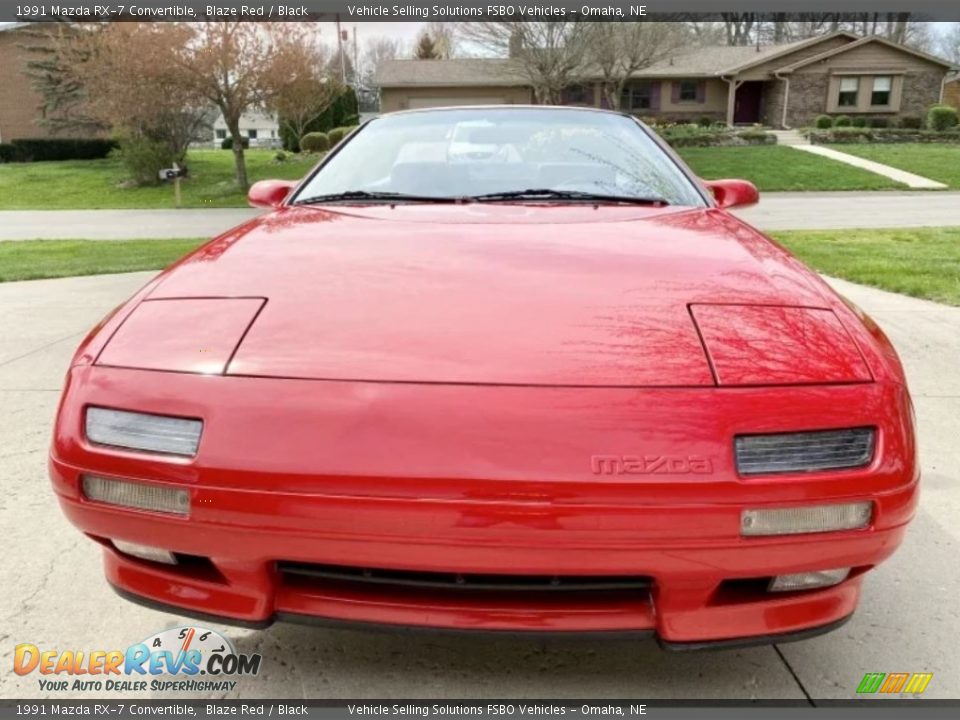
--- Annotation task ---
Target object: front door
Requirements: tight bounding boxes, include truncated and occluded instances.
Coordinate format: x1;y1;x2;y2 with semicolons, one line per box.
734;82;764;124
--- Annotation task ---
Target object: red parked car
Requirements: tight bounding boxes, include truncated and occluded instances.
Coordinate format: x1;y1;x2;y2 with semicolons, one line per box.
51;107;918;648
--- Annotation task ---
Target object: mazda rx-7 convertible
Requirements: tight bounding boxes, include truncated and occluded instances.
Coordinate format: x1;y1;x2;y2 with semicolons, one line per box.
51;107;918;649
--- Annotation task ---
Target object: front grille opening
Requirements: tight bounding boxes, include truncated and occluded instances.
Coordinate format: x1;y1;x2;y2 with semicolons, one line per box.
277;561;652;594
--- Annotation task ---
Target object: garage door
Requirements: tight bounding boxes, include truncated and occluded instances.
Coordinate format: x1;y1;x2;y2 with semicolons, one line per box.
407;96;506;109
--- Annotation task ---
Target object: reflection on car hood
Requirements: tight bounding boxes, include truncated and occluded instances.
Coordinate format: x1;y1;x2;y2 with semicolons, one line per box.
147;204;832;387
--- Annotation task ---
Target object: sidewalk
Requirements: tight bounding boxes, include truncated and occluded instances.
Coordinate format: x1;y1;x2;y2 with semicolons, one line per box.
0;208;261;241
1;191;959;240
793;145;947;189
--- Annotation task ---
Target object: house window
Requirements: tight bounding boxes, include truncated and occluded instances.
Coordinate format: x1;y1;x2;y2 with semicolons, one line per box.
215;129;226;140
621;82;652;110
678;80;698;102
838;77;859;107
871;76;892;106
564;84;589;105
247;129;258;139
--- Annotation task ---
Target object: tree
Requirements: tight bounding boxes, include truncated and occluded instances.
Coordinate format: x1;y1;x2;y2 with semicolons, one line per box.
268;34;340;151
720;13;759;46
938;23;960;65
20;22;106;135
587;23;687;110
459;21;591;104
172;22;319;191
422;22;457;58
414;32;441;59
357;36;403;111
77;23;209;170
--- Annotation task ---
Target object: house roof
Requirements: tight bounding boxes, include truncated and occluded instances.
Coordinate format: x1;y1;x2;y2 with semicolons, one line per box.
779;34;957;73
640;31;859;77
639;40;811;77
375;58;528;88
375;32;953;89
374;46;801;88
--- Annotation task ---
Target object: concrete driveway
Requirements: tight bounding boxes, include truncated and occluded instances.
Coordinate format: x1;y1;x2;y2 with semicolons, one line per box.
1;191;959;240
1;272;957;700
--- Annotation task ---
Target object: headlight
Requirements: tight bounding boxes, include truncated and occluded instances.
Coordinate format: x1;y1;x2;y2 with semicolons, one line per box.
85;407;202;457
735;427;875;476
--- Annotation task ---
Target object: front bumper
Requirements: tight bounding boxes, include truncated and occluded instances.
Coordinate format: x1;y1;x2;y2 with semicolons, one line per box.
51;366;919;645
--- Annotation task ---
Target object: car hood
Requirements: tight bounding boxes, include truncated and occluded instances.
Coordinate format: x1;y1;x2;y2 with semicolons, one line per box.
143;204;833;387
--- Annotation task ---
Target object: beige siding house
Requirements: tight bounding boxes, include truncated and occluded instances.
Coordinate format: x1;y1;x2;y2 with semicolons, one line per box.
376;33;955;128
944;73;960;110
377;59;533;113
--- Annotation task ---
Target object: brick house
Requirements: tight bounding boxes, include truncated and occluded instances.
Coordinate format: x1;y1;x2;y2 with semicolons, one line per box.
0;23;51;142
376;32;955;128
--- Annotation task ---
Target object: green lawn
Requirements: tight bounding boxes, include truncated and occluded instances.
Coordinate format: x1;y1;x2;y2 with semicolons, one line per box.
824;144;960;189
677;145;904;191
0;150;317;210
772;227;960;306
0;144;910;210
0;238;204;282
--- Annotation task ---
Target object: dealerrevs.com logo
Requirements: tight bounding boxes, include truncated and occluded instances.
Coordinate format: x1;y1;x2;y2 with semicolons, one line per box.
14;626;261;693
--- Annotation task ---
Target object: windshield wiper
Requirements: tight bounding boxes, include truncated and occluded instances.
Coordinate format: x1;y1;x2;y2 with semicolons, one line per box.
468;189;669;205
295;190;458;205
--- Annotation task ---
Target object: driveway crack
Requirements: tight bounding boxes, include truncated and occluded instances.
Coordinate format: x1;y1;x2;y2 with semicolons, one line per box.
774;644;814;705
0;332;83;369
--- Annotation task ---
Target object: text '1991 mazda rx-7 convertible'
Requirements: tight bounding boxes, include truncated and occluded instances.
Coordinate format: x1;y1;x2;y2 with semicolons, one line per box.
51;107;918;649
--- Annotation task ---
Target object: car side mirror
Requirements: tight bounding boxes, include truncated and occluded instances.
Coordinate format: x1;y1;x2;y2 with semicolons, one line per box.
248;180;296;209
703;179;759;209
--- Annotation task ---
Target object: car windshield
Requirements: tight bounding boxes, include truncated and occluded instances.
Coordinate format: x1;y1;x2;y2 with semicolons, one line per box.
292;108;706;207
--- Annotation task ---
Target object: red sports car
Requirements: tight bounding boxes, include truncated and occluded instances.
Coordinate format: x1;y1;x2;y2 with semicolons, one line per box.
51;107;918;648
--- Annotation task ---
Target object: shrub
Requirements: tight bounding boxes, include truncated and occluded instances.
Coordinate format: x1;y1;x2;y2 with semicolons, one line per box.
279;86;360;151
814;115;833;129
221;136;250;150
868;117;890;129
697;116;714;127
899;115;923;129
8;138;117;162
273;150;289;163
927;104;959;131
300;132;330;153
736;130;775;144
327;126;356;146
806;127;960;144
834;115;852;127
851;116;867;128
0;143;15;163
113;132;177;186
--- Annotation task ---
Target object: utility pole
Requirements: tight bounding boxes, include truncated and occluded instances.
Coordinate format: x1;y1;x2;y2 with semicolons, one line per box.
336;14;346;84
